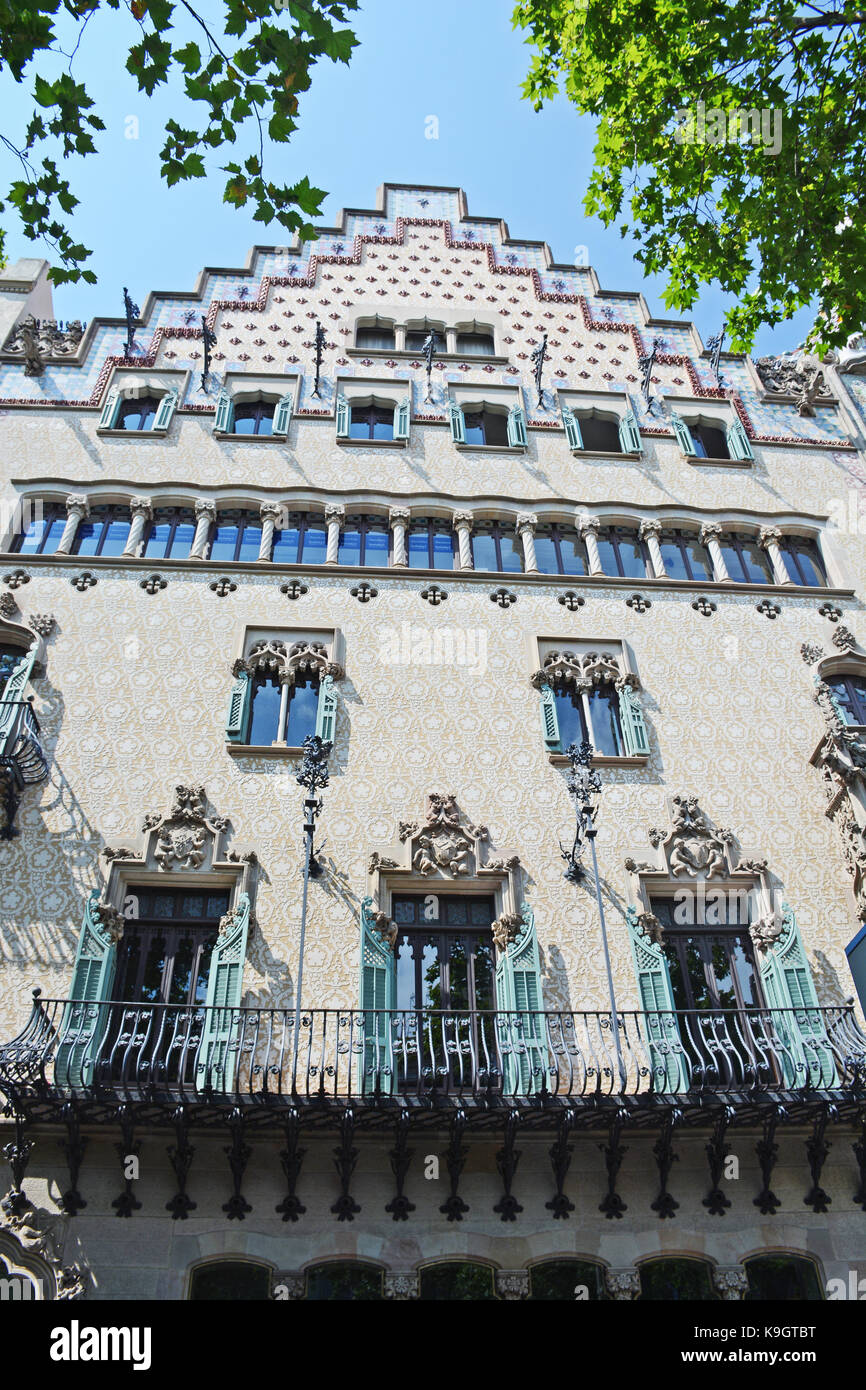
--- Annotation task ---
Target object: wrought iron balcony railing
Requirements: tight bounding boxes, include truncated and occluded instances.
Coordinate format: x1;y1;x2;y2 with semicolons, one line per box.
0;994;864;1111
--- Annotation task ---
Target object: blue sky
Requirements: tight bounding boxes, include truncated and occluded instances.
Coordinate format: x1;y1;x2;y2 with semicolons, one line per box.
1;0;810;355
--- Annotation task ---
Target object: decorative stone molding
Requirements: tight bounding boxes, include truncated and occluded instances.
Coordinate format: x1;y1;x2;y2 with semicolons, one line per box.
604;1268;640;1300
384;1272;420;1300
494;1270;530;1300
712;1267;750;1300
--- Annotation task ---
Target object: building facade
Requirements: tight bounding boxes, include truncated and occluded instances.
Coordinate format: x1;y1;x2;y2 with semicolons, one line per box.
0;182;864;1302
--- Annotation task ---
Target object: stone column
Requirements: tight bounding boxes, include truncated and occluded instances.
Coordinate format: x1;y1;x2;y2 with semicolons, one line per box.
577;512;603;575
123;496;153;557
325;504;345;565
759;525;792;584
452;510;474;570
189;500;216;560
383;1272;420;1300
639;518;666;578
56;494;90;554
494;1270;530;1301
516;512;539;574
604;1269;640;1301
389;507;410;567
258;502;283;562
712;1268;749;1301
700;522;731;581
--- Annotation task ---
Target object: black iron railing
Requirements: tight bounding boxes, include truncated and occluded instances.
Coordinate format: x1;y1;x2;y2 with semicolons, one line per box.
1;994;864;1106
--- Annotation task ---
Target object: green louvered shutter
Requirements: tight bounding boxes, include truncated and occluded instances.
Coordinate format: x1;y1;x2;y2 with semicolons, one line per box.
274;391;294;436
358;897;396;1094
507;404;527;447
55;891;119;1091
448;400;465;444
99;388;121;430
393;396;410;441
314;674;337;743
214;388;234;433
726;418;754;461
153;389;178;432
760;904;835;1087
670;413;696;456
618;684;650;756
225;668;252;743
539;682;561;753
335;393;350;438
618;410;642;454
495;904;546;1096
197;893;251;1093
625;907;689;1093
562;405;583;450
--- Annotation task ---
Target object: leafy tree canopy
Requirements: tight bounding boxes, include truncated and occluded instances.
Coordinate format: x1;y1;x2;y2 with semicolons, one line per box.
0;0;359;283
513;0;866;351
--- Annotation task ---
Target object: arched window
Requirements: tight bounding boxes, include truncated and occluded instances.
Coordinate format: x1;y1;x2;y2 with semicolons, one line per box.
463;407;509;447
71;505;132;557
471;521;523;572
826;673;866;725
533;524;588;575
407;517;455;569
658;528;713;581
638;1259;718;1300
12;502;66;555
418;1262;496;1300
305;1262;382;1300
190;1261;271;1300
142;507;196;560
356;319;395;352
116;395;161;431
596;525;650;579
744;1255;823;1301
208;510;263;563
271;511;327;564
233;400;275;436
528;1260;606;1300
780;536;826;586
338;514;390;566
718;531;773;583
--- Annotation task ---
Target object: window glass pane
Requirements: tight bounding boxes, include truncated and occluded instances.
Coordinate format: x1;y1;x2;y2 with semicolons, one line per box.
210;523;239;562
588;687;622;756
407;527;430;567
300;525;327;564
554;689;586;751
364;527;389;565
431;531;453;570
338;528;362;565
285;676;319;746
248;676;281;745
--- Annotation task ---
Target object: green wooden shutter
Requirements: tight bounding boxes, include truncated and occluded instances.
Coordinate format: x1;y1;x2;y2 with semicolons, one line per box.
759;903;835;1087
197;892;251;1093
99;388;121;430
618;409;642;454
393;396;410;441
336;393;350;438
153;388;178;432
670;413;696;456
448;400;465;444
55;891;120;1090
625;907;689;1093
726;418;754;461
562;405;583;450
539;681;561;753
225;668;252;743
274;391;294;436
618;684;650;756
314;674;337;743
214;388;234;433
495;903;546;1096
507;403;527;447
358;896;396;1094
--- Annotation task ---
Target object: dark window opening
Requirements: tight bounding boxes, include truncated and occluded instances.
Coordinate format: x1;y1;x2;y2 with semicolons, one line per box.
233;400;274;436
577;415;621;452
349;404;394;441
690;423;729;459
463;409;509;447
470;522;523;572
116;396;160;431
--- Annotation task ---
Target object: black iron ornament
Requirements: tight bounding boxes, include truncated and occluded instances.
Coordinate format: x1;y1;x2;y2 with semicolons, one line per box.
122;286;140;358
312;320;327;398
530;332;548;408
201;315;217;392
637;336;662;405
422;329;436;402
706;328;725;386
